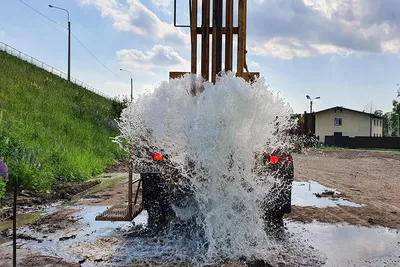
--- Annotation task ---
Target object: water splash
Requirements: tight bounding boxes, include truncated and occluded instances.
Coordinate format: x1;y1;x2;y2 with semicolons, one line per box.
117;73;297;264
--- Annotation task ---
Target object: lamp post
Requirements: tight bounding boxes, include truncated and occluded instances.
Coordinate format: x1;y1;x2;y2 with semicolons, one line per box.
120;69;133;102
49;4;70;81
306;95;320;113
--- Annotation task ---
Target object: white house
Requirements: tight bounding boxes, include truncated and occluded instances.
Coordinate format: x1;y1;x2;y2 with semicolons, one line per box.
314;106;383;143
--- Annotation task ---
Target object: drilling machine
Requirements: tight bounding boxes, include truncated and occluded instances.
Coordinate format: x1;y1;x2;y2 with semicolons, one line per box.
169;0;259;83
96;0;293;232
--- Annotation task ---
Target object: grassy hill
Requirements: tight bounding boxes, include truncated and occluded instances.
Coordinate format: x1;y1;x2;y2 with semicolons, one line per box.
0;50;126;196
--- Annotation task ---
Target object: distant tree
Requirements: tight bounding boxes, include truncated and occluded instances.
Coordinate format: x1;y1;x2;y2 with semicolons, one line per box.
390;87;400;136
111;95;129;119
364;101;376;113
382;112;391;137
374;110;383;117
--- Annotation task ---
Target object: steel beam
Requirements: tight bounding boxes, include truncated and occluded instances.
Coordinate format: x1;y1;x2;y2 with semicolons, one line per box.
211;0;217;83
201;0;210;80
225;0;233;71
191;0;198;74
237;0;247;78
215;0;223;76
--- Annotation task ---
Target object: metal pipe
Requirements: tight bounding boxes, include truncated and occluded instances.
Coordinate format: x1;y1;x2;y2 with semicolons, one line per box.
201;0;210;80
13;177;17;267
120;69;133;101
49;5;70;81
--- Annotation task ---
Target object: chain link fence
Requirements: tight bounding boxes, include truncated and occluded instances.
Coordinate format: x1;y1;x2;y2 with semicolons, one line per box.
0;41;112;100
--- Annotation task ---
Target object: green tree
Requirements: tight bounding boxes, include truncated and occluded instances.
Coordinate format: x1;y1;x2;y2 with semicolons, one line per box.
391;100;400;137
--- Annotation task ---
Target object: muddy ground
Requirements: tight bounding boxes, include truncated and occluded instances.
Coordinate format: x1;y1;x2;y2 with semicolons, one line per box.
290;149;400;229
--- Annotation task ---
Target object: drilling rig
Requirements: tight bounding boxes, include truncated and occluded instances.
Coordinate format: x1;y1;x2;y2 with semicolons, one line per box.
94;0;296;228
169;0;259;83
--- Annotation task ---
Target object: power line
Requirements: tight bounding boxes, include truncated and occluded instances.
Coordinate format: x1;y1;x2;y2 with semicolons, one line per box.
18;0;125;81
70;32;125;80
19;0;67;30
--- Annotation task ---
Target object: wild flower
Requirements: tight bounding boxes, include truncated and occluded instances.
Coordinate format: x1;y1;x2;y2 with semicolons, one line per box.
0;159;8;179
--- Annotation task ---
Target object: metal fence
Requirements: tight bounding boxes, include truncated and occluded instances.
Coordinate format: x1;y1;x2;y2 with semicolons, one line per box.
0;41;112;100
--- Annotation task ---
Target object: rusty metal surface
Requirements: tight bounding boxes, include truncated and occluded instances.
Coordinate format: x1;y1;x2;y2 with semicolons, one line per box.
214;0;223;76
225;0;233;71
173;0;256;82
211;0;217;83
243;72;260;82
236;0;247;78
169;71;190;79
191;0;198;74
201;0;210;80
196;27;238;34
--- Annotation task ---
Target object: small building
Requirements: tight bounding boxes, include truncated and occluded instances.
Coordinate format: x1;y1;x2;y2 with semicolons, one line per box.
314;106;383;143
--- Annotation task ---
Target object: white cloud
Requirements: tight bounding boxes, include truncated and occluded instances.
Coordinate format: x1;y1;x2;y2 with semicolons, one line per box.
151;0;173;15
249;37;355;60
151;0;172;8
79;0;189;45
103;80;161;98
116;45;190;75
247;0;400;59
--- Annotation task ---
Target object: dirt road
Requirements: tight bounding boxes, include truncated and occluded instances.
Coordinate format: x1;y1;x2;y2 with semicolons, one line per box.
290;149;400;228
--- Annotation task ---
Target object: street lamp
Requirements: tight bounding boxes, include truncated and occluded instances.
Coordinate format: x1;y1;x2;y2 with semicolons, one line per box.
120;69;133;102
49;4;71;81
306;95;320;113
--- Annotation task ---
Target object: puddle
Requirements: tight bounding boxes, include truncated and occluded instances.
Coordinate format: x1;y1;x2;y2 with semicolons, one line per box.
3;204;399;267
0;212;43;232
3;205;143;264
286;221;400;267
292;180;366;208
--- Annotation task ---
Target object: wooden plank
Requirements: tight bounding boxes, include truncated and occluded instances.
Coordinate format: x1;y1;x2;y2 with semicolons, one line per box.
191;0;198;74
236;0;247;78
201;0;210;80
225;0;233;71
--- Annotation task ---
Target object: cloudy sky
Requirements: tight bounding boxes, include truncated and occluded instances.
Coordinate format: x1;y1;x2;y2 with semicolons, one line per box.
1;0;400;113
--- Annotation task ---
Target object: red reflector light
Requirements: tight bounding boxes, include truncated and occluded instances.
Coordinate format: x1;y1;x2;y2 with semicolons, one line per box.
152;153;163;161
270;155;279;164
269;155;293;164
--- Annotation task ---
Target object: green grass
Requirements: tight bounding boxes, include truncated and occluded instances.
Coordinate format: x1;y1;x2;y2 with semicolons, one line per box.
0;51;127;194
86;174;128;195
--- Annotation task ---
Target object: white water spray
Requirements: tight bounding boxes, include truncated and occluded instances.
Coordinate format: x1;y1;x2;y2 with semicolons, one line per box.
117;72;297;264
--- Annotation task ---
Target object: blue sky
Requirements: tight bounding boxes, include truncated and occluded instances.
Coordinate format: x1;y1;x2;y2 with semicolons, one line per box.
1;0;400;114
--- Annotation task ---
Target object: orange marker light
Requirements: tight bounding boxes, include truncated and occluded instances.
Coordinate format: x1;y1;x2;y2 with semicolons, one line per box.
269;155;279;164
152;153;163;161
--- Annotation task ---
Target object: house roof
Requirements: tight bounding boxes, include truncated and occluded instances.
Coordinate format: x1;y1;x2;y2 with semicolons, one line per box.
314;106;384;119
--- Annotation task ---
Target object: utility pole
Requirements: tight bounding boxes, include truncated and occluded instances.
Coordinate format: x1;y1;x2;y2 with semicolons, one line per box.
306;95;320;113
49;5;71;81
120;69;133;102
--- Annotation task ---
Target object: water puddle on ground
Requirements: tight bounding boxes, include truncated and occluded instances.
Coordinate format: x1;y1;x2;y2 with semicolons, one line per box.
4;205;399;266
291;180;365;208
286;221;400;267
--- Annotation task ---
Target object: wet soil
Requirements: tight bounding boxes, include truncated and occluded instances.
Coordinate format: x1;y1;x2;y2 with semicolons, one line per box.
0;180;101;221
292;149;400;229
